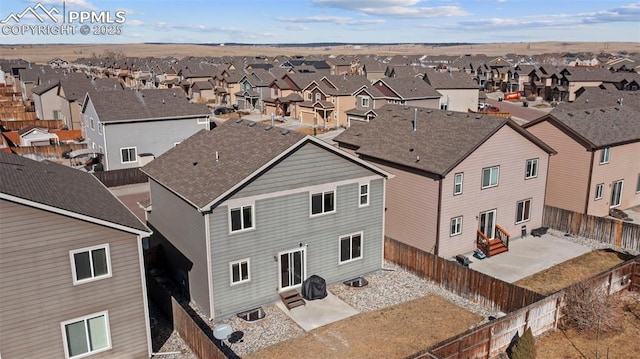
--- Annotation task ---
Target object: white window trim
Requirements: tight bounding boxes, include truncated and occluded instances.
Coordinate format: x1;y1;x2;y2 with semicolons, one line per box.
516;199;532;224
481;166;500;189
525;158;538;179
229;258;251;286
97;122;102;135
453;173;463;195
450;216;463;237
61;311;112;359
610;180;624;208
599;147;611;164
310;189;337;217
338;231;363;265
120;147;137;164
89;117;94;131
359;182;370;207
69;244;112;285
595;183;604;200
360;96;370;108
228;204;255;234
306;92;312;101
315;93;321;101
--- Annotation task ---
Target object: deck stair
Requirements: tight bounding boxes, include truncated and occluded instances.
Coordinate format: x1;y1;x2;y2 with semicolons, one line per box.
487;239;508;256
279;289;305;310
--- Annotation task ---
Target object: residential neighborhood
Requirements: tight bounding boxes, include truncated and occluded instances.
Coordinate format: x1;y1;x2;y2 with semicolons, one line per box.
1;37;640;359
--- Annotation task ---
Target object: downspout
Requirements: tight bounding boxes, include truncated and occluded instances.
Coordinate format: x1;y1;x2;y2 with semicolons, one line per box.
584;150;595;215
434;178;442;256
136;235;153;358
204;212;215;320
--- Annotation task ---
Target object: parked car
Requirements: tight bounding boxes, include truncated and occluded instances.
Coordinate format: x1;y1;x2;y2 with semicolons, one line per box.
214;107;235;115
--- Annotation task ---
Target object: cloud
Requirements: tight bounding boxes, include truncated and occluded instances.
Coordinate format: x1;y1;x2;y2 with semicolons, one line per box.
277;16;385;25
127;19;144;26
312;0;469;18
284;24;309;31
30;0;96;10
153;22;274;40
582;3;640;23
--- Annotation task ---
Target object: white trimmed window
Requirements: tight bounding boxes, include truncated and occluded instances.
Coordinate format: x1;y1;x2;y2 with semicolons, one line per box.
89;117;94;130
361;96;370;107
315;92;321;101
229;205;254;233
600;147;610;164
120;147;137;164
311;190;335;216
339;232;362;264
525;158;538;179
595;183;604;200
229;259;250;285
70;244;111;285
481;166;499;189
359;183;369;207
97;122;102;135
450;216;463;236
61;311;111;358
516;199;532;224
306;92;312;101
454;173;463;195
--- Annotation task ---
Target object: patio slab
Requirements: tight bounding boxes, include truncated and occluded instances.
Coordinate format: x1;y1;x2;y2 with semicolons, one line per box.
468;234;592;283
275;291;359;332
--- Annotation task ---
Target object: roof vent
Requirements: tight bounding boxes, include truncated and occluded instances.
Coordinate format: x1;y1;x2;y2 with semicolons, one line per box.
600;109;606;112
567;112;574;116
192;162;198;166
235;118;243;123
265;125;272;131
476;115;482;120
426;110;432;113
248;122;256;127
416;155;420;162
614;107;620;111
585;110;591;114
281;129;289;135
446;112;453;116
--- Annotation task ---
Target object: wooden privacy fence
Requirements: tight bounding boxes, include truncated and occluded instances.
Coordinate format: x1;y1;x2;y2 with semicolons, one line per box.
0;112;37;121
384;238;544;313
542;205;640;252
93;167;149;187
0;119;64;130
11;143;86;158
147;276;228;359
410;256;639;359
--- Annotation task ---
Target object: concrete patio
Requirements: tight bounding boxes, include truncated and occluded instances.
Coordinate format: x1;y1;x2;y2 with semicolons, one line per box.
468;233;592;283
275;291;359;332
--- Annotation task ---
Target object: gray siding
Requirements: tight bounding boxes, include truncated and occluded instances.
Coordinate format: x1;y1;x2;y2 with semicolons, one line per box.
103;117;209;170
147;180;211;317
208;178;384;319
234;142;375;199
82;98;105;155
0;199;149;359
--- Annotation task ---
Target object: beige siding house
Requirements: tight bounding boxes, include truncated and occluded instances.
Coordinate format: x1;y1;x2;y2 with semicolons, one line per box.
524;106;640;216
0;153;152;359
423;70;479;112
336;105;555;259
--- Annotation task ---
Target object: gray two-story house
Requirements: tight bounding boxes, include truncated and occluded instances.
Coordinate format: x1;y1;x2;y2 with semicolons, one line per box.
142;119;391;320
81;89;211;170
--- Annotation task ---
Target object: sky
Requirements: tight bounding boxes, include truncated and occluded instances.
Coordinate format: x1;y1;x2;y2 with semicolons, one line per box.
1;0;639;44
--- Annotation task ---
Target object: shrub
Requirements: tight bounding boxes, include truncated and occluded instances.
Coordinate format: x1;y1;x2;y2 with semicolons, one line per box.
507;327;536;359
561;282;622;336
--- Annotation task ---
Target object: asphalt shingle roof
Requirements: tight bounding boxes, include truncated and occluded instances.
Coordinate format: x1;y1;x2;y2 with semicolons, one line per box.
335;105;553;176
423;70;478;89
0;152;148;233
375;77;441;99
142;119;306;209
87;89;210;123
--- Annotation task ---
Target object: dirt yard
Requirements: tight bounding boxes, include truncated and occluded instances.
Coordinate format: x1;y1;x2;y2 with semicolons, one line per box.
514;249;634;295
3;42;640;63
536;291;640;358
243;294;483;359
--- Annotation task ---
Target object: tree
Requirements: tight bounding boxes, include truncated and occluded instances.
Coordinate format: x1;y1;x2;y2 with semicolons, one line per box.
507;327;536;359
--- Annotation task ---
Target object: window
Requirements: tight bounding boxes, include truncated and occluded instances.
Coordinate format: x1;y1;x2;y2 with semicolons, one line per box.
611;180;623;208
61;312;111;358
311;190;335;215
636;174;640;193
361;96;369;107
453;173;463;195
359;183;369;207
600;147;611;164
70;244;111;285
595;183;604;200
229;205;254;232
306;92;312;101
97;122;102;135
120;147;137;164
525;159;538;179
481;166;499;189
315;92;321;101
274;88;279;97
339;232;362;263
89;117;94;130
440;103;448;110
450;216;463;236
516;199;532;224
229;259;250;285
53;110;62;120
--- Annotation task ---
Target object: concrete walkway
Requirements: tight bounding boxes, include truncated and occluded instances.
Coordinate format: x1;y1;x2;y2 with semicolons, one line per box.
275;291;359;332
468;234;592;283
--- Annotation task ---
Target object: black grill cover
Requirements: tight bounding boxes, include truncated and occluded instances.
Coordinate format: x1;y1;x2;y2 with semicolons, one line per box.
301;275;327;300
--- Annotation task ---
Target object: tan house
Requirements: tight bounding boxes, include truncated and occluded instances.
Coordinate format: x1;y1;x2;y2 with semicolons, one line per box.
335;105;555;258
423;70;479;112
523;106;640;217
0;152;152;358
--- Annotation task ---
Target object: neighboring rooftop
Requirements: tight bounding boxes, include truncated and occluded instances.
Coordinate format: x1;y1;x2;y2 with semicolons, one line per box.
423;70;478;89
0;152;148;233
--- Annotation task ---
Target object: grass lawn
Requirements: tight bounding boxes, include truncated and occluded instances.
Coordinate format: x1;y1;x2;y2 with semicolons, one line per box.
244;294;483;359
514;249;633;295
